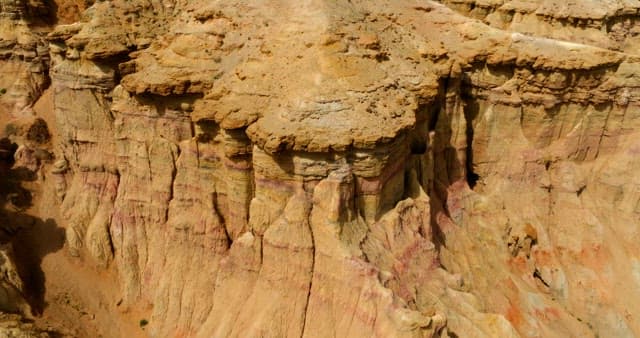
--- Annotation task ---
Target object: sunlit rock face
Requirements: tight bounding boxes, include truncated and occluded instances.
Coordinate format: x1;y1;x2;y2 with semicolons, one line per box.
2;0;640;337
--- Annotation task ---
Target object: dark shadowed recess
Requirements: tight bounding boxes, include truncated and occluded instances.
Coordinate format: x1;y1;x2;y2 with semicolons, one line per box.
0;137;65;315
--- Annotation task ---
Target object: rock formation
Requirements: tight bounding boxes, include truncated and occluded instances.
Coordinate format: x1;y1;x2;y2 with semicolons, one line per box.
1;0;640;337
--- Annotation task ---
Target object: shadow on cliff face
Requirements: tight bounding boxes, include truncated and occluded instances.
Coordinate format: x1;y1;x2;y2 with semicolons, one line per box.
426;73;478;250
12;218;65;315
0;137;65;315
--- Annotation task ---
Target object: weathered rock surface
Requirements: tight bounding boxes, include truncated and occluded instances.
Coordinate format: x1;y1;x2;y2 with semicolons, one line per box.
437;0;640;52
0;0;51;116
2;0;640;337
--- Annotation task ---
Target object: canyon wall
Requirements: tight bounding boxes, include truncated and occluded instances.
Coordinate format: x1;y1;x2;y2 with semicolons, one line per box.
2;0;640;337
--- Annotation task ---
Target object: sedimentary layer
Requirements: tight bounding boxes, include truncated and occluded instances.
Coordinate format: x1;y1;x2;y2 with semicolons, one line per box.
2;0;640;337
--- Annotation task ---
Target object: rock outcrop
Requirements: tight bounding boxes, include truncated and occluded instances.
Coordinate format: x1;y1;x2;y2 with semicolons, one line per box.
1;0;640;337
437;0;640;52
0;0;51;116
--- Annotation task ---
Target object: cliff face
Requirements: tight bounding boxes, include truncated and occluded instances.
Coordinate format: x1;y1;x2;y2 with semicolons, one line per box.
2;0;640;337
437;0;640;52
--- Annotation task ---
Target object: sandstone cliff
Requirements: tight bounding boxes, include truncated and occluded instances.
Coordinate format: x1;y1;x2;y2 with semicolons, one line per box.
1;0;640;337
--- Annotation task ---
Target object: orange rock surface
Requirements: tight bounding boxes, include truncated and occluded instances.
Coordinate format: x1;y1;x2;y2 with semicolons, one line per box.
1;0;640;337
